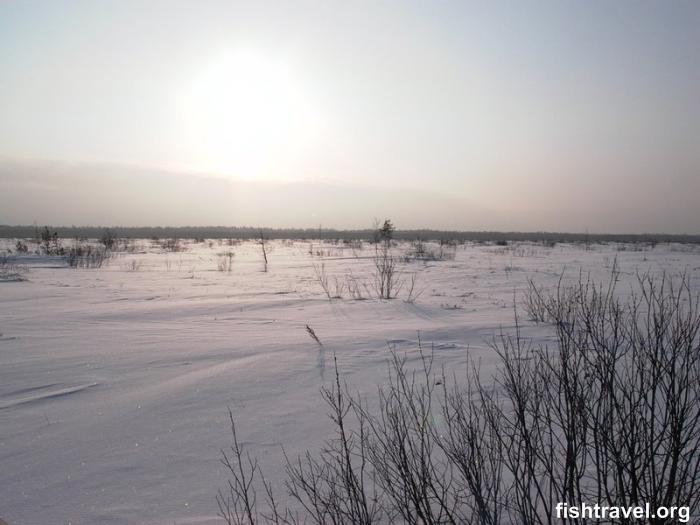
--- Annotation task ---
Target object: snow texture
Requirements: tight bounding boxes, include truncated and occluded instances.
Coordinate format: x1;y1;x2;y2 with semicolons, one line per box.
1;238;699;524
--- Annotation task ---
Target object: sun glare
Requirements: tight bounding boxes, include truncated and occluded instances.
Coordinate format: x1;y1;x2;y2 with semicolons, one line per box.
183;50;322;180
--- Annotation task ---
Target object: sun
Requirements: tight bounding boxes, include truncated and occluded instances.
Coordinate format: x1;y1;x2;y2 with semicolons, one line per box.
182;50;322;180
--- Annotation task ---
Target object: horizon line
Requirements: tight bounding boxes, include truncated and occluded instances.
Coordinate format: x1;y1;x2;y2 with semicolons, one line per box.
1;224;698;241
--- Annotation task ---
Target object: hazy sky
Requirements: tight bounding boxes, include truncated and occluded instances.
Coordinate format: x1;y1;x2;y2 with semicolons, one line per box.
1;1;698;232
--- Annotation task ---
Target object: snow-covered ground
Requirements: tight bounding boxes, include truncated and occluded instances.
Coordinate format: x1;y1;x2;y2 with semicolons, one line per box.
1;238;699;525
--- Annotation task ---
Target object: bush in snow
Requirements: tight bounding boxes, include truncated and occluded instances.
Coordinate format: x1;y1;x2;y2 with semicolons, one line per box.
218;270;700;524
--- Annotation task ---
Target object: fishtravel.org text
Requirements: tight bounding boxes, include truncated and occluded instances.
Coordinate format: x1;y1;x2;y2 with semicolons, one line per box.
556;502;689;522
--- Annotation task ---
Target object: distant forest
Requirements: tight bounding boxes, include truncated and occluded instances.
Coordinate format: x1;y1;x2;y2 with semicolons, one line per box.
1;225;698;244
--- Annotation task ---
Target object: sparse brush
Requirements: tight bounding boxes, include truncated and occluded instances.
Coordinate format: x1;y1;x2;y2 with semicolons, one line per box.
332;276;345;299
159;238;185;252
67;244;110;269
373;245;402;299
404;273;423;304
100;229;117;250
0;256;27;282
217;251;235;273
312;263;332;301
219;270;700;525
522;278;549;322
346;273;369;300
39;226;64;255
111;238;139;253
405;239;456;262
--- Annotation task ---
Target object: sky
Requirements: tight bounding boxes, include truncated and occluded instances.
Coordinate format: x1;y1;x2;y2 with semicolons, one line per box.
1;0;699;233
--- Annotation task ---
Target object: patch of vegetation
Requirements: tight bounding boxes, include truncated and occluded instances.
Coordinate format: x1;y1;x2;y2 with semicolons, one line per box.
218;270;700;524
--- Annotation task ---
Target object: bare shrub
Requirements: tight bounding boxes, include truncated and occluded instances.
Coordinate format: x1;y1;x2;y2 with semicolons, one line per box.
332;277;346;299
412;238;427;258
0;256;27;282
437;240;457;261
159;238;185;252
523;268;605;325
404;273;423;304
313;263;332;301
406;240;456;262
217;411;268;525
373;245;402;299
100;228;117;250
218;251;235;273
522;278;549;323
346;273;370;301
219;270;700;524
312;263;347;300
39;226;64;255
67;243;110;269
110;237;140;253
